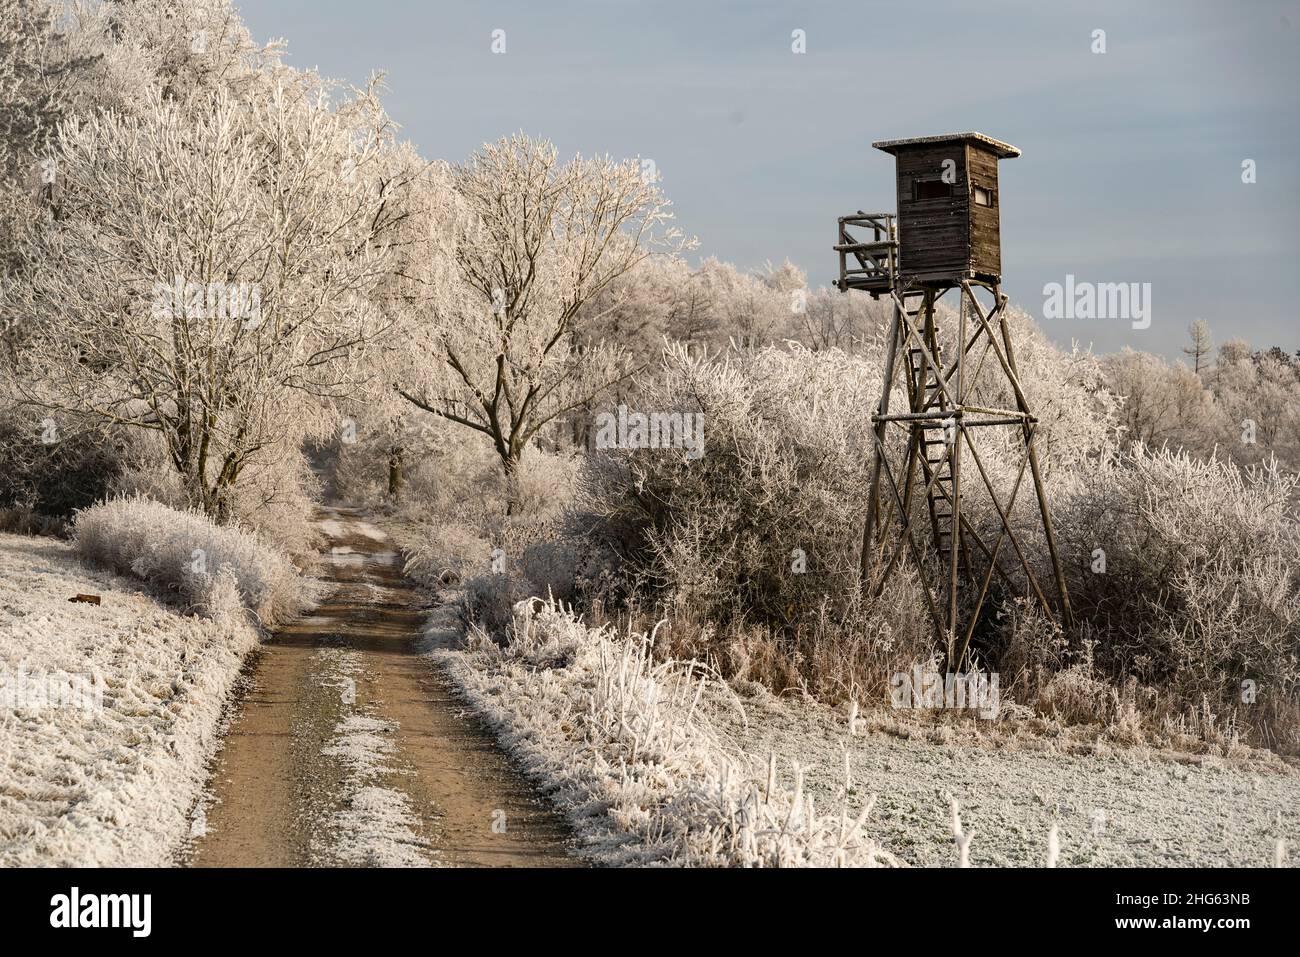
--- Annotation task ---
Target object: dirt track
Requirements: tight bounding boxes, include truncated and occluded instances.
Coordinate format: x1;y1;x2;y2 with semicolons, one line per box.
185;507;574;867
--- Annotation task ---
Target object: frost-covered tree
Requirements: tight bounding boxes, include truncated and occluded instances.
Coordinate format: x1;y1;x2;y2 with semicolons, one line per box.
1182;319;1213;376
4;74;407;520
1103;348;1221;455
73;0;283;116
397;133;689;512
0;1;64;153
693;257;787;350
1211;350;1300;468
664;261;721;349
0;1;59;181
1217;337;1252;366
1092;334;1300;474
575;256;680;382
0;0;96;283
789;287;887;353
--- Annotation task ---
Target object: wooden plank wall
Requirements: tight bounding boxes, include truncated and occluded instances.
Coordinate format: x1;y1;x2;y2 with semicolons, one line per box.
966;143;1002;280
895;145;969;280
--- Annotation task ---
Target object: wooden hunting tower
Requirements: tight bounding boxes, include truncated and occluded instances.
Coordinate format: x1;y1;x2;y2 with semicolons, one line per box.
876;132;1018;285
834;132;1071;670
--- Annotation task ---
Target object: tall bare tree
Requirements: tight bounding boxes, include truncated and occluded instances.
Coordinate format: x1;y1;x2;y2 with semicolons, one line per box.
1183;319;1213;376
397;134;689;512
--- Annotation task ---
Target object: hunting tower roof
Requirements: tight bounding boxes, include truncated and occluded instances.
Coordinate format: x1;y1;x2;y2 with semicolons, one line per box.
872;132;1021;159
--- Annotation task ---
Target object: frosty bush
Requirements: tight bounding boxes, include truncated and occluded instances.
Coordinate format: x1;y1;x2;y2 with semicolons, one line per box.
0;401;127;525
396;441;589;619
985;306;1116;468
1044;447;1300;750
569;328;1300;754
403;521;491;588
461;570;542;638
112;433;322;564
437;598;900;867
578;341;937;699
507;452;581;519
584;341;881;625
74;496;309;627
583;332;1110;631
219;452;323;564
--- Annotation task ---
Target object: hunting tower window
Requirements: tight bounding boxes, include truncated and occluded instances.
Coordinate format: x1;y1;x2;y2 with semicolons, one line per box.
973;185;995;207
912;179;952;201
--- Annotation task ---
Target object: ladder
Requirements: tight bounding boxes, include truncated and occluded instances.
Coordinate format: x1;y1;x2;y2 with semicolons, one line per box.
903;328;965;578
843;205;1074;665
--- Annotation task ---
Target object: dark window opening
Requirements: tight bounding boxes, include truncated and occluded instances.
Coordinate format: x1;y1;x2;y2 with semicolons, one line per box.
973;185;996;207
912;179;952;201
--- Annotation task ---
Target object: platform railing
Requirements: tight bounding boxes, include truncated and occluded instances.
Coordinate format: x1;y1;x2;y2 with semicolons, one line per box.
835;212;897;294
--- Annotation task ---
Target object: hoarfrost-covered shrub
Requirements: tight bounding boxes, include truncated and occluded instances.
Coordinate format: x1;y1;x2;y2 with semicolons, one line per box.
110;429;188;510
583;332;1110;632
462;571;542;638
583;341;884;628
894;303;1115;471
74;496;309;627
988;306;1117;468
1045;447;1300;750
442;448;581;521
112;433;321;563
507;451;581;519
0;402;127;524
579;341;936;700
403;521;491;587
436;598;900;867
516;535;588;604
220;452;323;564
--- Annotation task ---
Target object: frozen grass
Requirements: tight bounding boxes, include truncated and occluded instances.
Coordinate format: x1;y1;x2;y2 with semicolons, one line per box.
697;680;1300;867
428;597;899;867
0;532;260;866
74;496;310;628
425;589;1298;867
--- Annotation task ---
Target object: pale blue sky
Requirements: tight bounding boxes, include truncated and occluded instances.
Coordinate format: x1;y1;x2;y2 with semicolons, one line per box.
237;0;1300;358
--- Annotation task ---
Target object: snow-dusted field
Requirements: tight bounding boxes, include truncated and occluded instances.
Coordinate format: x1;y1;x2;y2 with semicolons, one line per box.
0;533;259;866
427;597;1299;868
702;688;1300;867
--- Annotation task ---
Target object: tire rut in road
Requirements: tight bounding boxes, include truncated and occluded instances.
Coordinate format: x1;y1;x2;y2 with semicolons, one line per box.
185;507;575;867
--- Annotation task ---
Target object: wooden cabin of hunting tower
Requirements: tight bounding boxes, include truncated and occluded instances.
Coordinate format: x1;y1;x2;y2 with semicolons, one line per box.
873;132;1020;285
